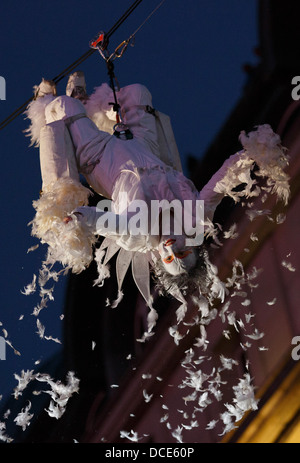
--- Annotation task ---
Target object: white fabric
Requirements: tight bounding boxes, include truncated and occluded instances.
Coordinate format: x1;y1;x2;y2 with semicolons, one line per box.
86;83;182;171
39;119;80;190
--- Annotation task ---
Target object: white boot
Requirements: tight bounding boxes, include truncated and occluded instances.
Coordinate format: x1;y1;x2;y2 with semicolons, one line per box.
24;79;57;147
34;78;57;99
66;71;88;101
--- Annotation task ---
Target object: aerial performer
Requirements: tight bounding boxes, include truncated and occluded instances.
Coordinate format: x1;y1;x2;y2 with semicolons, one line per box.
24;70;290;340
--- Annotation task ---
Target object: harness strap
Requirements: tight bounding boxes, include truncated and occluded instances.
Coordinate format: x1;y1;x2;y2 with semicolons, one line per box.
64;113;87;127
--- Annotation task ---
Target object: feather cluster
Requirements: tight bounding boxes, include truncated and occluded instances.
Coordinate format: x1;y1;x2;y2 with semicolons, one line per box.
214;124;290;205
24;94;55;147
85;85;116;134
30;177;96;274
11;370;79;428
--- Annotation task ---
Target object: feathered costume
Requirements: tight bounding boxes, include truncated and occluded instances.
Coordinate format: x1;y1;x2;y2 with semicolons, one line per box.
25;77;290;340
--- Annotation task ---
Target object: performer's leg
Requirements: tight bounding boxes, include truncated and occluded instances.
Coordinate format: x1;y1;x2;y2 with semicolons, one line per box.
44;95;111;175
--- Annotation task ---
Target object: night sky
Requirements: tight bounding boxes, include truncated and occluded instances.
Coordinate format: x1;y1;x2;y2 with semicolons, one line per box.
0;0;258;406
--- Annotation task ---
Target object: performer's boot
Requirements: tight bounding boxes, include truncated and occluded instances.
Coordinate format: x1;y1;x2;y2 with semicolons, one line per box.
24;79;57;147
34;78;57;100
66;71;88;102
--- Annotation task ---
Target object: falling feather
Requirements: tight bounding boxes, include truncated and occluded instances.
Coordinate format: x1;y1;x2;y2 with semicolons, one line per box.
45;400;65;420
171;426;183;443
168;326;184;345
245;312;256;323
223;330;231;340
21;274;37;295
223;223;239;240
36;319;61;344
14;402;34;431
246;209;271;221
13;370;35;399
245;328;264;340
176;302;188;323
282;260;296;272
110;290;124;309
182;420;199;430
250;233;258;242
32;296;49;317
0;422;13;443
206;420;218;430
36;319;45;339
197;392;212;409
120;429;143;442
276;213;286;224
240;341;252;351
36;371;80;419
193;325;209;351
143;389;153;403
219;355;239;371
27;244;39;253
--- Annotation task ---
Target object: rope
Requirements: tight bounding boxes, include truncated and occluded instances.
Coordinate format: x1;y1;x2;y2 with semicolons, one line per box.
0;0;144;131
101;0;167;62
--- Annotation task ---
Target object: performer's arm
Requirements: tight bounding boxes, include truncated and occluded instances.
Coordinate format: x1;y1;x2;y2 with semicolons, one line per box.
67;205;149;242
69;206;122;237
199;151;246;222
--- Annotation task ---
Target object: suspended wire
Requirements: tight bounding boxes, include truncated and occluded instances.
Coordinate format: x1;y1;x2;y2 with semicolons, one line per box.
0;0;145;131
102;0;166;62
92;0;166;132
130;0;166;41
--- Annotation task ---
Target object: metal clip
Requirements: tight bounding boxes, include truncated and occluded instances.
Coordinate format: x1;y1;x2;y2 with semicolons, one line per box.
113;123;133;140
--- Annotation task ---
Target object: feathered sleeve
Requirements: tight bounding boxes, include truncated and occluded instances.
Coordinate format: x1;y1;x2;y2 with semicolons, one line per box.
74;206;120;235
199;151;247;223
85;83;116;134
24;94;55;147
199;124;290;223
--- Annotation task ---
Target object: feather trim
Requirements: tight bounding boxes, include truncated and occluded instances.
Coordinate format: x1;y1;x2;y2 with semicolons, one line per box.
111;289;124;308
214;125;290;205
239;124;290;205
30;177;96;274
24;94;55;147
93;248;111;287
85;85;116;134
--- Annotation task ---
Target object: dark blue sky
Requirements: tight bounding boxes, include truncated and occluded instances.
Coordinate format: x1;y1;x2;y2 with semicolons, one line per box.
0;1;258;404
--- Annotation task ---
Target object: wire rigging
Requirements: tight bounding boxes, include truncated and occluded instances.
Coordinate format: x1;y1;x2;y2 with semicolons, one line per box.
0;0;148;131
88;0;166;139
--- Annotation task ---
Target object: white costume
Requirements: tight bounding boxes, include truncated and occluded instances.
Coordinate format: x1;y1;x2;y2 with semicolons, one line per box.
25;81;290;338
